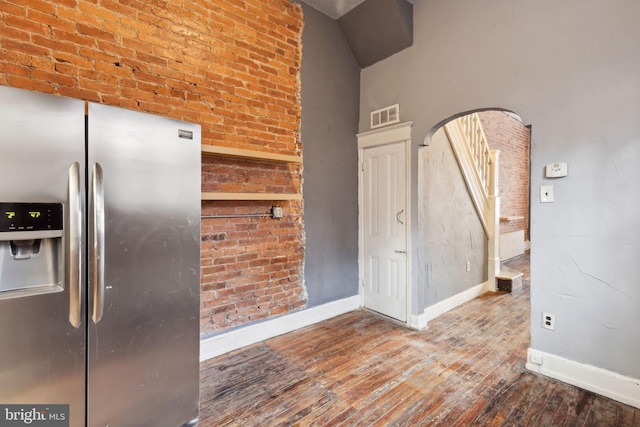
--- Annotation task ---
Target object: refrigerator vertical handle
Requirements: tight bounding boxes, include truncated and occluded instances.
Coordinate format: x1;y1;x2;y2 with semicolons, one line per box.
90;163;105;323
67;162;82;328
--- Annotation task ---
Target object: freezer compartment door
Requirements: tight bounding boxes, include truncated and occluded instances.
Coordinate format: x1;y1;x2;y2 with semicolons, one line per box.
86;103;201;427
0;86;86;427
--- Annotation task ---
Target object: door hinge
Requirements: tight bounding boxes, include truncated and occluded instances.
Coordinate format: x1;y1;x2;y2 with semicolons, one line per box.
361;162;364;172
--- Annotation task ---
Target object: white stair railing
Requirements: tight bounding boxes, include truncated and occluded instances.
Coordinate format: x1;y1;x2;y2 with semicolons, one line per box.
444;113;500;290
459;114;491;193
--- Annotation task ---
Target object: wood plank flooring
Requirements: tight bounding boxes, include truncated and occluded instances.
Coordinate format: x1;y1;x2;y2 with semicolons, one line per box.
199;254;640;426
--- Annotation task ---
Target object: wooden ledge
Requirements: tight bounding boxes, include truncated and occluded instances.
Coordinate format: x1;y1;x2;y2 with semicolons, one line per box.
500;216;525;222
202;192;302;201
202;145;301;163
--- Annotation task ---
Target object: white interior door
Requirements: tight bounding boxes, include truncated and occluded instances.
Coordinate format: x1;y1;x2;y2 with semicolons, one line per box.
362;141;407;322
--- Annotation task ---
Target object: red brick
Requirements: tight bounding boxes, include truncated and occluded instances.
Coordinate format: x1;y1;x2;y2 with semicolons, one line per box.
32;34;78;55
55;6;101;28
0;26;31;43
56;86;101;101
0;62;30;77
0;2;26;16
28;10;74;31
4;14;50;35
2;0;305;336
3;39;50;57
479;111;531;239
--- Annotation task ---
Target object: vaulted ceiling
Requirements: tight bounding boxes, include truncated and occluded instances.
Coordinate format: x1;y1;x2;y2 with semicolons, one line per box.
301;0;369;20
301;0;415;68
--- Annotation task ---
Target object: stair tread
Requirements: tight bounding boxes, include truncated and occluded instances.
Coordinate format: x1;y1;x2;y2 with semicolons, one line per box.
496;266;524;280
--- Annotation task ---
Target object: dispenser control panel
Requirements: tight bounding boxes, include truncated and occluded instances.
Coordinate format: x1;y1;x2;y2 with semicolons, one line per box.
0;203;63;233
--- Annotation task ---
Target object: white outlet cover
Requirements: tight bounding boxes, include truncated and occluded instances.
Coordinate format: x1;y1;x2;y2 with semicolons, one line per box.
540;185;554;203
529;350;543;365
271;206;284;218
542;312;555;330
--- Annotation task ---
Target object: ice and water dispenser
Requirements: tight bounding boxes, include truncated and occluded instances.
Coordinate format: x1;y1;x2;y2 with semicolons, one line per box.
0;202;64;299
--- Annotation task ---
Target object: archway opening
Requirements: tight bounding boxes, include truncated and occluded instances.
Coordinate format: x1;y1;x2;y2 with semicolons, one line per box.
417;108;531;322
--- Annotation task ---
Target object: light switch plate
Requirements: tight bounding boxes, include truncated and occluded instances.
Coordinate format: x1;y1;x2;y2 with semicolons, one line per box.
540;186;554;203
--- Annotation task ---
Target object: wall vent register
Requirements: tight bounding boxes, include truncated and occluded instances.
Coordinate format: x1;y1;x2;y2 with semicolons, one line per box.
370;104;400;129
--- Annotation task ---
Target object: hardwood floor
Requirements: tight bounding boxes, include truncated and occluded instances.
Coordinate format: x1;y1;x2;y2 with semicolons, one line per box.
199;254;640;426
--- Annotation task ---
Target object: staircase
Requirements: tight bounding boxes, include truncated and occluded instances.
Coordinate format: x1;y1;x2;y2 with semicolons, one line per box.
443;113;500;290
496;266;523;292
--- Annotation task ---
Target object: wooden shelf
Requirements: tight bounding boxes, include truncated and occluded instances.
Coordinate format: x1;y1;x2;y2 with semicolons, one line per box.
201;144;301;163
500;216;525;222
201;145;301;201
202;192;302;201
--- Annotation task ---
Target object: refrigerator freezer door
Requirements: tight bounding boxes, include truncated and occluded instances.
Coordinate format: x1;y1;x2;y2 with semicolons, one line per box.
0;86;86;427
86;103;201;427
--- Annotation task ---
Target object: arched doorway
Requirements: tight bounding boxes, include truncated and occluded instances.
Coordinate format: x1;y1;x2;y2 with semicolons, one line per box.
416;108;530;323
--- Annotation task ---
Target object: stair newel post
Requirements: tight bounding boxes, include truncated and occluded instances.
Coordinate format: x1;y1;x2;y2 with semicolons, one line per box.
488;150;501;291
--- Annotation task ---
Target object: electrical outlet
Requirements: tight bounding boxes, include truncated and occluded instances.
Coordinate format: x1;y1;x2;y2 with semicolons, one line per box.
529;350;543;365
271;206;284;219
542;312;555;330
466;261;471;272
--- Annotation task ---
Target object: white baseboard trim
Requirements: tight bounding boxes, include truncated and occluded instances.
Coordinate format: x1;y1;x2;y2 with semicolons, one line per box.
200;295;361;362
527;348;640;409
408;313;428;331
410;281;490;329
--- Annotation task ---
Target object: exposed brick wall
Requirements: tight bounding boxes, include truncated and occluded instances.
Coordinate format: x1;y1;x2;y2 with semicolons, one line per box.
478;111;530;240
0;0;306;335
200;158;305;334
201;198;305;331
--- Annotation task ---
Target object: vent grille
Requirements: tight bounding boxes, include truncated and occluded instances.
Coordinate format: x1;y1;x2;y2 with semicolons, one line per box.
370;104;400;129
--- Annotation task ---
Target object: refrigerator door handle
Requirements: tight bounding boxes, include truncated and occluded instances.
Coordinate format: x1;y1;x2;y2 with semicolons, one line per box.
90;162;105;323
67;162;82;328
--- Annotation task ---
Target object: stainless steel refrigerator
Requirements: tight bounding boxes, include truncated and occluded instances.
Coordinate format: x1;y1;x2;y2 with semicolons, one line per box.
0;86;201;426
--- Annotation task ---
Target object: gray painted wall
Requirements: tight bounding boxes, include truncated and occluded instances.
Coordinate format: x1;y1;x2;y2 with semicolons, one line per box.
360;0;640;378
418;129;487;308
299;3;361;306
